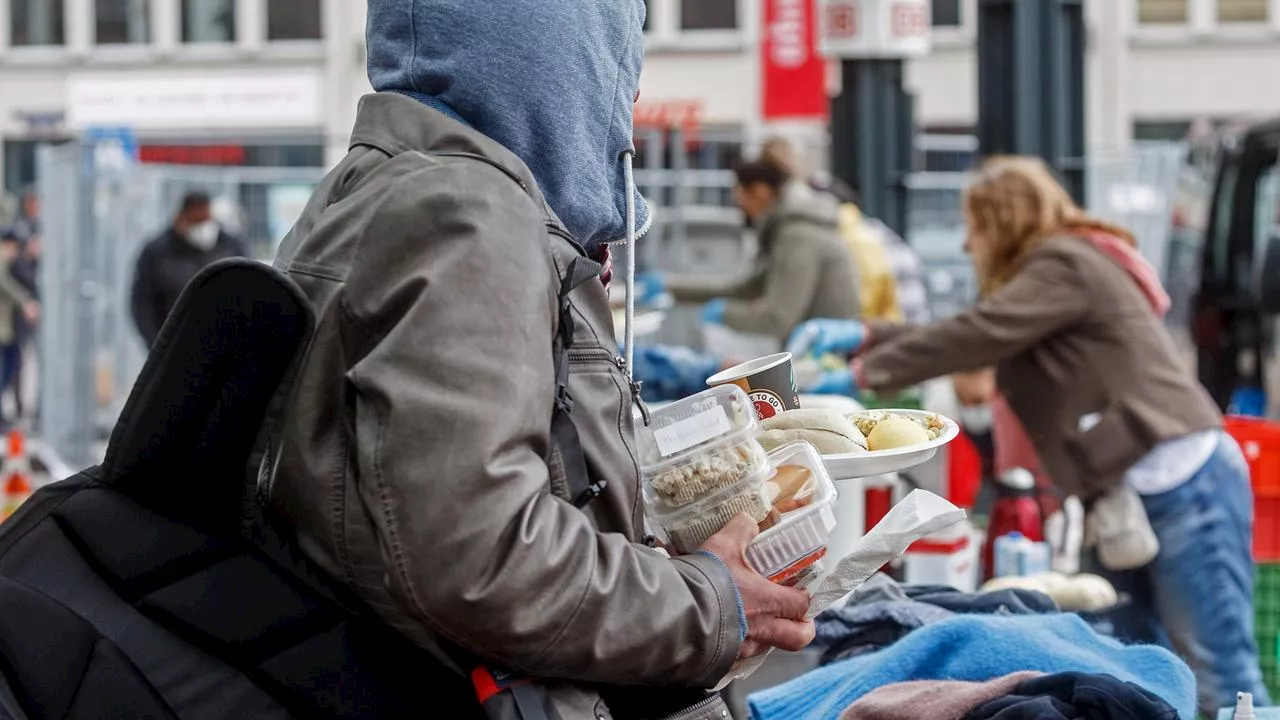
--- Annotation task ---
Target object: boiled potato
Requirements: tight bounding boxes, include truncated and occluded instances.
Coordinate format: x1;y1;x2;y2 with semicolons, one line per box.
867;415;930;451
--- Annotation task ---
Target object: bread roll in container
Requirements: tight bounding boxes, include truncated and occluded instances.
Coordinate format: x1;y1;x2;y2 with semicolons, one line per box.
637;386;771;554
747;441;838;585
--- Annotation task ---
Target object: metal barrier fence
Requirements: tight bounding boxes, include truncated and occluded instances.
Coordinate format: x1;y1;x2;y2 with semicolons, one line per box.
32;136;1196;466
37;141;323;467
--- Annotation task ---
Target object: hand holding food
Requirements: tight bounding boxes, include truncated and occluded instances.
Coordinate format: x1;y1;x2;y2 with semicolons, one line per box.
700;514;816;659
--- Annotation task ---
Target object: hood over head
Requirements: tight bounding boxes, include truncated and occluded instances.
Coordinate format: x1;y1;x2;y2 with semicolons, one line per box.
366;0;650;251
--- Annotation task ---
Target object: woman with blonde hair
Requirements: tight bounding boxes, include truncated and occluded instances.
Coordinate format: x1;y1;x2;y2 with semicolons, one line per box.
789;155;1268;715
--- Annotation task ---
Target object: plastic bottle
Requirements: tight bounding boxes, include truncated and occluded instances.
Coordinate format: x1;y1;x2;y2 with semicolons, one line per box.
983;468;1044;579
1234;692;1256;720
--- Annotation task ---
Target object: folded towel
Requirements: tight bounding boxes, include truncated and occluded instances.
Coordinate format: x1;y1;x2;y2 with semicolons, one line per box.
748;614;1196;720
841;671;1045;720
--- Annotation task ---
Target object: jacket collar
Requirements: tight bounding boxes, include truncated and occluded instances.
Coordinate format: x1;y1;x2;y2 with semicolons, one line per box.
349;92;572;237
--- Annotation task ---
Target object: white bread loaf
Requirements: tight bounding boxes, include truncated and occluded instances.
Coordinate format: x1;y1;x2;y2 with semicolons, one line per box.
758;409;869;454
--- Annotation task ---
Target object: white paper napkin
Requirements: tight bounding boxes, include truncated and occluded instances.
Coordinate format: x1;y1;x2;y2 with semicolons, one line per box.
713;489;966;690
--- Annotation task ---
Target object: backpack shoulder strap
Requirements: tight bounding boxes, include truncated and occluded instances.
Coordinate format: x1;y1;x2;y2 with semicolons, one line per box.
550;254;607;509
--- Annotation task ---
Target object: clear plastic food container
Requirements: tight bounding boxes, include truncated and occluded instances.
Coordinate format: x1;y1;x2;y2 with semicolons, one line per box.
746;441;839;581
638;386;768;511
648;463;774;554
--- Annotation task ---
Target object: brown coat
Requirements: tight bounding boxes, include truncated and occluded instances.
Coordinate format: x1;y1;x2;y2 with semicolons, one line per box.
857;236;1221;499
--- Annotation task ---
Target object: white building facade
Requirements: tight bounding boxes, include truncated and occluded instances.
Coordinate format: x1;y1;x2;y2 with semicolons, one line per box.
0;0;374;194
3;0;1280;195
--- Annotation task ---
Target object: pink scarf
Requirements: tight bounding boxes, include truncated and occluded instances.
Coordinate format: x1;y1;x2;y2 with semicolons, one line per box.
993;233;1168;476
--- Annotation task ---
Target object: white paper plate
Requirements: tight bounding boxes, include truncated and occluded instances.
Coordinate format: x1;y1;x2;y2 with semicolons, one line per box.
822;409;961;480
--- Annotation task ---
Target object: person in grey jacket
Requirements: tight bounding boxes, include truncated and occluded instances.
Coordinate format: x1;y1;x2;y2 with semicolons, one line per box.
667;159;861;344
268;2;814;719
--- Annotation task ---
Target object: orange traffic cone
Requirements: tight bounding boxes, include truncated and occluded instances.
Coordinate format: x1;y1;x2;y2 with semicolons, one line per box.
2;431;32;522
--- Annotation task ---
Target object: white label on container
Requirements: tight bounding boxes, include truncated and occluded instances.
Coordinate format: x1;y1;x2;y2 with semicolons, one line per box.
654;408;733;458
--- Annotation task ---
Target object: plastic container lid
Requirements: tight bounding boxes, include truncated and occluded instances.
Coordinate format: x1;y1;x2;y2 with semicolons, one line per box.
639;386;769;515
746;441;839;580
637;385;758;473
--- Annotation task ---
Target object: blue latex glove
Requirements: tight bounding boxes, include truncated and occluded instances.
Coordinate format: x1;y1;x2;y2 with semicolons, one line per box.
803;367;858;396
786;319;868;359
632;345;722;402
701;298;728;326
634;270;667;308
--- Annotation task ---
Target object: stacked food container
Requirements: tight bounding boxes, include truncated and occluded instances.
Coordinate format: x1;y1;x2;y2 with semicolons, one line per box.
637;386;839;588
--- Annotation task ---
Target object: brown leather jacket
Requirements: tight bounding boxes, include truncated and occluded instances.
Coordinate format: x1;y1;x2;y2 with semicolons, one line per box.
268;93;740;719
858;236;1221;499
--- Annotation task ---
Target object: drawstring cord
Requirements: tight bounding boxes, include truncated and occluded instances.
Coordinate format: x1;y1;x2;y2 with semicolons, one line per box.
622;151;637;380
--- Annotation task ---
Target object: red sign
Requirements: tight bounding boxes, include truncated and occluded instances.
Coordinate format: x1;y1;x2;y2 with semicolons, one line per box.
634;100;704;144
139;145;247;166
763;0;828;120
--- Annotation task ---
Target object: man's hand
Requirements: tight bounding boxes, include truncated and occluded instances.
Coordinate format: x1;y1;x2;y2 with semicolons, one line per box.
22;301;39;324
701;514;815;660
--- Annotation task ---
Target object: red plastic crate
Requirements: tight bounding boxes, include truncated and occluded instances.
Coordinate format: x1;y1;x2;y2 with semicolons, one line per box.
1258;497;1280;563
947;432;982;510
1227;416;1280;497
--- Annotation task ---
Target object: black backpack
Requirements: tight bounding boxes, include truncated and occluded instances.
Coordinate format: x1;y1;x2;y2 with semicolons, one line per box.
0;259;482;719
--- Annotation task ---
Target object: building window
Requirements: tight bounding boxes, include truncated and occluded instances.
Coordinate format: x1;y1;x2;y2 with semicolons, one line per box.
1219;0;1267;22
182;0;236;43
932;0;961;27
1137;0;1188;23
1133;120;1193;141
10;0;66;47
680;0;737;30
266;0;321;40
95;0;150;44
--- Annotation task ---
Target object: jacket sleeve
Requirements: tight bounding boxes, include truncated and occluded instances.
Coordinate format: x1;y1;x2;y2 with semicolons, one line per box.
130;244;161;346
340;165;741;687
857;252;1090;394
667;269;765;304
720;233;826;341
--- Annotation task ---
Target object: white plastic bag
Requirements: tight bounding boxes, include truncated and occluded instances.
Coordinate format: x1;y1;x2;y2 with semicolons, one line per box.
713;490;966;690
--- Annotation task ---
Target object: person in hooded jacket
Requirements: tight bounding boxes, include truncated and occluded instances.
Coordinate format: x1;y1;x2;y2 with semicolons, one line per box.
130;191;246;347
267;2;815;719
787;156;1268;717
663;159;861;345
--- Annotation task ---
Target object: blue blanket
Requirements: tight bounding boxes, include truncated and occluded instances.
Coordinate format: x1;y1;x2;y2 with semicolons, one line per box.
747;614;1196;720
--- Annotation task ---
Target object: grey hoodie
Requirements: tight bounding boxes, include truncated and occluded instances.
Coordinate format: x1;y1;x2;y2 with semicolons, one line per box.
366;0;650;252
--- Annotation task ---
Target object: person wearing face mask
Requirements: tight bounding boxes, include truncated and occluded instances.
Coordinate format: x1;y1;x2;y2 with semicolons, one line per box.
266;2;815;719
660;159;861;347
129;191;247;347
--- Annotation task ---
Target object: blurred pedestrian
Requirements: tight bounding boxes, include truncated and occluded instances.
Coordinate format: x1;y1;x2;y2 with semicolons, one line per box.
662;158;860;344
6;227;38;420
789;155;1268;715
0;231;38;430
130;192;247;347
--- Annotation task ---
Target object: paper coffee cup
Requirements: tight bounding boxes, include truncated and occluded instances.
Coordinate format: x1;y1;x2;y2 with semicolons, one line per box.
707;353;801;421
